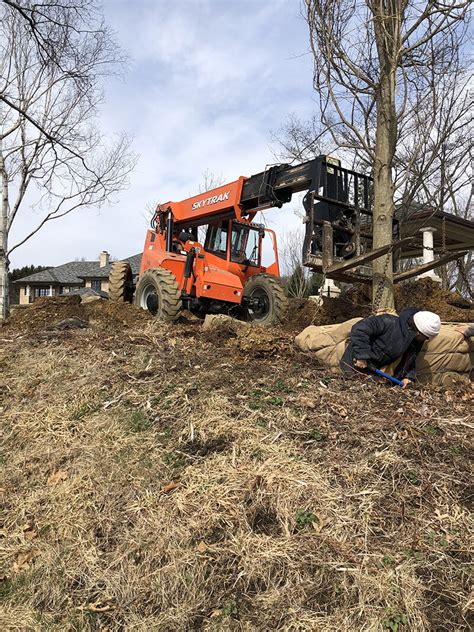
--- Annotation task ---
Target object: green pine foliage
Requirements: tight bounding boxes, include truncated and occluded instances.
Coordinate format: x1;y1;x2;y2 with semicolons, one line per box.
8;265;49;282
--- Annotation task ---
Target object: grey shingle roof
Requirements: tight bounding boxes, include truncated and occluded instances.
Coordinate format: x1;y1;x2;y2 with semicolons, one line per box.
68;287;109;298
14;253;142;285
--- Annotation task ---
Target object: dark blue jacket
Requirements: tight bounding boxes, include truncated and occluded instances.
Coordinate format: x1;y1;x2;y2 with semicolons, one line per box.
340;308;423;381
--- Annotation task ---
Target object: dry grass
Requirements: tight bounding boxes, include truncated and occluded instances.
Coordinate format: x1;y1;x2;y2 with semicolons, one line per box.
1;303;473;630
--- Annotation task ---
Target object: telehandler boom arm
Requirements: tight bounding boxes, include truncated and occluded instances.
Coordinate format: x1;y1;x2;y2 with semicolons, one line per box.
154;155;376;264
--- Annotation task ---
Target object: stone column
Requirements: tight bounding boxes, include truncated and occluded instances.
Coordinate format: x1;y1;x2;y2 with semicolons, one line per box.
321;277;341;298
310;277;341;304
49;284;53;296
419;227;441;283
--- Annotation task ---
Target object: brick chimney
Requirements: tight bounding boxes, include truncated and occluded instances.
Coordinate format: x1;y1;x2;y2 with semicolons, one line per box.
99;251;110;268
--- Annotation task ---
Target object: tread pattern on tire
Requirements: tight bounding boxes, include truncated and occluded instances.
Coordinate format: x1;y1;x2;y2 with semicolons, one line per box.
243;273;288;326
135;268;182;322
109;261;133;302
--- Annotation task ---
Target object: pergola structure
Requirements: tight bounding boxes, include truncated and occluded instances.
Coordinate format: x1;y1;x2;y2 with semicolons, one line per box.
310;208;473;288
395;210;474;283
400;210;474;256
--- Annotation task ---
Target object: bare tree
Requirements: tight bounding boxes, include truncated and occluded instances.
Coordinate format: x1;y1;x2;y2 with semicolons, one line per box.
0;1;136;318
300;0;470;312
198;169;225;194
272;114;330;163
280;226;316;297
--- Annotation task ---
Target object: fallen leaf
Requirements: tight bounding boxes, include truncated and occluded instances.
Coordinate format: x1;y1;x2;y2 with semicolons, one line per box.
330;403;348;417
210;609;222;618
161;481;180;494
13;549;39;573
196;541;207;554
311;515;331;533
47;470;68;486
24;529;37;541
297;396;315;409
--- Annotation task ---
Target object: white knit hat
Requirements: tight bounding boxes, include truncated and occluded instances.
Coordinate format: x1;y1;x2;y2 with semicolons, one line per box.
413;311;441;338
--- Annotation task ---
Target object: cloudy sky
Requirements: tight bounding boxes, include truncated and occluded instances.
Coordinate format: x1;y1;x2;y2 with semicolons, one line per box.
10;0;316;268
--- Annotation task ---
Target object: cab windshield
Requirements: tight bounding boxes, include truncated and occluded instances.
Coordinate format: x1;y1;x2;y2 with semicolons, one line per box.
204;220;260;265
230;222;259;266
205;223;228;259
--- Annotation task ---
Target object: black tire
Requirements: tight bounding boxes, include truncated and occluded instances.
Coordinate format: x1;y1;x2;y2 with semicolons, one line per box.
109;261;134;303
134;268;182;321
243;273;288;326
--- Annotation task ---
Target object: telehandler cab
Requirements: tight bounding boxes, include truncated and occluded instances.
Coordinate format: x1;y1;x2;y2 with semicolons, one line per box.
109;156;395;324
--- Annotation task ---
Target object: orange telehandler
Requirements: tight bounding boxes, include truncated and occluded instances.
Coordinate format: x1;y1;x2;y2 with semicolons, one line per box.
109;155;380;324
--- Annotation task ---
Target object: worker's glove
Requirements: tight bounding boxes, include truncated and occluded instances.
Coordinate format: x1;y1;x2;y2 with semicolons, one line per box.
354;359;368;369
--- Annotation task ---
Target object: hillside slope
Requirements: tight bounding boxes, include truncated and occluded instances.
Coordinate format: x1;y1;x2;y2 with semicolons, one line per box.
1;301;472;631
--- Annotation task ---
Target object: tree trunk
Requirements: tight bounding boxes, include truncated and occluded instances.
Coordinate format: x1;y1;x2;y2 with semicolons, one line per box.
0;253;8;320
0;141;9;320
372;90;396;313
371;4;401;314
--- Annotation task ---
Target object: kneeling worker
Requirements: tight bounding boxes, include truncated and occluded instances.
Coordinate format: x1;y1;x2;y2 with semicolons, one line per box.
340;308;441;388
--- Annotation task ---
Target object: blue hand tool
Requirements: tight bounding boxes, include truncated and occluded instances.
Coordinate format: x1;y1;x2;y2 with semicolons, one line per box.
369;367;404;387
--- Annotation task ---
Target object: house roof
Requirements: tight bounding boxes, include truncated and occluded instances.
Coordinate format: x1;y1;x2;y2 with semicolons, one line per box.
68;287;109;299
14;254;142;285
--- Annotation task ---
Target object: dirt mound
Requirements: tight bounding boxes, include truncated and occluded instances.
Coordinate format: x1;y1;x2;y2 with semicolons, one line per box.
202;314;286;354
230;326;285;354
285;296;370;330
284;298;319;331
345;278;473;322
4;296;154;335
395;278;473;321
5;295;87;332
82;298;153;330
285;279;473;330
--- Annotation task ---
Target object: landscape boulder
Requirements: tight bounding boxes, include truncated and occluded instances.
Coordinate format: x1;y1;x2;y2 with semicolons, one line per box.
80;294;104;304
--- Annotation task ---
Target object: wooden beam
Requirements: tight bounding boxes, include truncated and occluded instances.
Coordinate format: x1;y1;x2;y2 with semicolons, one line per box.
324;237;414;274
401;241;474;258
304;261;374;284
322;221;333;270
330;271;372;284
393;251;468;283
